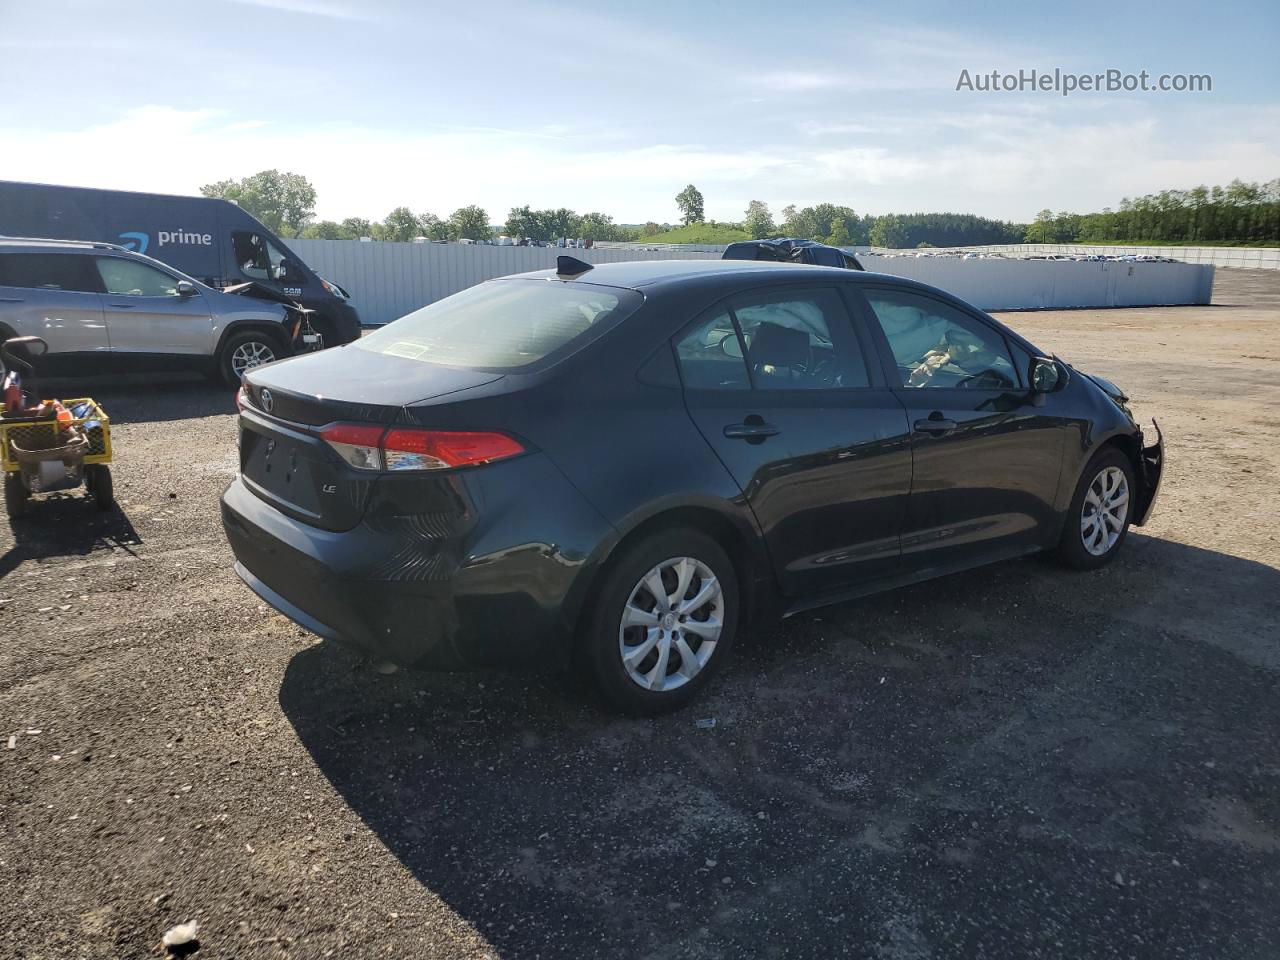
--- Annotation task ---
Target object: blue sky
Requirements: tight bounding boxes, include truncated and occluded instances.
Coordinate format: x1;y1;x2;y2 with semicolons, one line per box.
1;0;1277;224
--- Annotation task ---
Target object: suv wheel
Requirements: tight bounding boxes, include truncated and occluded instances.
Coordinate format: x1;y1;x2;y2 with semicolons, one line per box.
220;331;279;385
584;529;739;715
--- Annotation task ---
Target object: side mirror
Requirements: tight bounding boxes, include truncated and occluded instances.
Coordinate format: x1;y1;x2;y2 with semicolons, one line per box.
176;280;197;298
1029;357;1062;405
719;333;744;359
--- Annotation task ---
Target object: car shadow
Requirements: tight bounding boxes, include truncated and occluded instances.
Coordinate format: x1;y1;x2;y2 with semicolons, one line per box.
277;533;1280;958
0;499;142;581
35;372;235;425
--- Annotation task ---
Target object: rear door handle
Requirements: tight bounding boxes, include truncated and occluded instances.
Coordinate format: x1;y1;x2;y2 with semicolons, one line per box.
914;417;958;436
0;297;23;303
724;420;780;441
107;303;136;309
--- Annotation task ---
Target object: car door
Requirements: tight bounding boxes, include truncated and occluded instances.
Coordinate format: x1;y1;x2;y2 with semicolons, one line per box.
0;252;108;366
853;283;1065;571
92;255;213;357
676;285;913;597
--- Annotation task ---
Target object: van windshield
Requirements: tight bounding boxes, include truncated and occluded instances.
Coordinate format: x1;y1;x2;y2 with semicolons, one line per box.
355;279;642;371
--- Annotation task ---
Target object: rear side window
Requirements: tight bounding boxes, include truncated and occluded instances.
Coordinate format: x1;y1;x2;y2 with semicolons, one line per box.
675;308;750;390
731;288;870;390
356;279;642;371
0;252;100;293
95;257;181;297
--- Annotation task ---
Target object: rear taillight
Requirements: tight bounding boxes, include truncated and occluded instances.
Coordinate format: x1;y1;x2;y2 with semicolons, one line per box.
319;424;525;472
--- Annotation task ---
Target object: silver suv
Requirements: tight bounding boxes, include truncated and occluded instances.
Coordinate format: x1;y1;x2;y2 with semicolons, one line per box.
0;237;301;384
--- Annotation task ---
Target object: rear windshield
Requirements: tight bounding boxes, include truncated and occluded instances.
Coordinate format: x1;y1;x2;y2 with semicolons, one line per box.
355;278;642;371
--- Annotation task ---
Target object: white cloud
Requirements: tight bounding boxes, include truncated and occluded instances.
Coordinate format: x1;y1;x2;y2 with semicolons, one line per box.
2;103;1276;224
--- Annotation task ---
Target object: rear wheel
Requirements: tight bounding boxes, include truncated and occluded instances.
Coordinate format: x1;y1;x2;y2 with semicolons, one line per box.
1056;448;1134;570
84;464;114;511
220;331;280;386
4;471;28;519
584;529;738;715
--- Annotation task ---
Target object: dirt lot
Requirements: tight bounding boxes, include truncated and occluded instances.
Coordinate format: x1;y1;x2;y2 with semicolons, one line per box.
1;270;1278;960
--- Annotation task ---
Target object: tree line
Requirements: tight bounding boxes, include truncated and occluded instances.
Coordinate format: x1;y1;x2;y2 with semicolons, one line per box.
200;170;1279;249
1027;179;1280;245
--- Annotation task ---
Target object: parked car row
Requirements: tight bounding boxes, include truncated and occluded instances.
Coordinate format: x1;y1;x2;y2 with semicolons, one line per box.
862;250;1184;263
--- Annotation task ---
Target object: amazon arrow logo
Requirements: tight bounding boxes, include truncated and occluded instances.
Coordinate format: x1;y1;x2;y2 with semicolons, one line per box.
117;231;149;254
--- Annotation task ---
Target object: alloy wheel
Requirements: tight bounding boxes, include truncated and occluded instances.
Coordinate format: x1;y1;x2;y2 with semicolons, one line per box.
1080;465;1129;556
231;341;276;379
618;556;724;692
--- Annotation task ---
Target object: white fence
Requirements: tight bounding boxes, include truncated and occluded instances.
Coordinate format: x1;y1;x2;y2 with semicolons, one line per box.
859;256;1214;312
288;238;1214;326
288;239;720;326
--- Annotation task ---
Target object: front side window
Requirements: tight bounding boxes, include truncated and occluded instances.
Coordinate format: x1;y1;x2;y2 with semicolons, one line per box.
0;253;98;292
95;257;180;297
731;288;870;390
356;278;641;370
232;231;292;282
864;288;1018;390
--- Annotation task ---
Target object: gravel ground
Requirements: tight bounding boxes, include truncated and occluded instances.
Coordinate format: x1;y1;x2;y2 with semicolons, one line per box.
1;270;1278;960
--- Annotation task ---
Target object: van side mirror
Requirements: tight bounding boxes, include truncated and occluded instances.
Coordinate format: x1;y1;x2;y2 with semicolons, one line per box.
176;280;197;297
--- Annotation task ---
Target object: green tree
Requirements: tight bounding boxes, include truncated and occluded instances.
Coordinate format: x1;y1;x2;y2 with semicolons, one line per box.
675;184;705;226
338;217;374;240
537;208;578;241
574;211;629;242
869;215;908;248
448;205;492;241
418;212;449;241
505;205;543;241
743;200;775;239
300;220;343;239
200;170;317;236
381;206;422;243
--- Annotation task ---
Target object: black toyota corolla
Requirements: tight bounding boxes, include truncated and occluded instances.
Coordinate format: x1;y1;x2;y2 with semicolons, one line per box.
222;258;1163;713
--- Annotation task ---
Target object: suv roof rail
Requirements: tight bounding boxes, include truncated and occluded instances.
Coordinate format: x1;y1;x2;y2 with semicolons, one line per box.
0;236;128;252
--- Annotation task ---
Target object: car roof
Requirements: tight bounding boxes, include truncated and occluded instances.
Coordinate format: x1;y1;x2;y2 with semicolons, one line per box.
505;258;959;302
508;258;879;290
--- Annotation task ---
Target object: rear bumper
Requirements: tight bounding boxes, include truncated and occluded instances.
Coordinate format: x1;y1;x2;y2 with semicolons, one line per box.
220;454;613;669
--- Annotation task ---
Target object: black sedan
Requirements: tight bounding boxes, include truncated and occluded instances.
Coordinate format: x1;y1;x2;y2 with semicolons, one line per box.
222;258;1163;713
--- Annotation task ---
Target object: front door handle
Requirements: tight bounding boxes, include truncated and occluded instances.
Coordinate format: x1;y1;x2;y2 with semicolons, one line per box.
0;297;24;303
914;416;958;437
107;303;136;309
724;418;780;442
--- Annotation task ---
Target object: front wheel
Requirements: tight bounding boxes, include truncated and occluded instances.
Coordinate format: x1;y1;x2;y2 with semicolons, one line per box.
219;331;280;386
584;529;739;715
1056;448;1135;570
84;464;114;511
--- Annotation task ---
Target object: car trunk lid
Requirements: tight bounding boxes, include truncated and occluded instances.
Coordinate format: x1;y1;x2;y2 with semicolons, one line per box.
239;346;502;530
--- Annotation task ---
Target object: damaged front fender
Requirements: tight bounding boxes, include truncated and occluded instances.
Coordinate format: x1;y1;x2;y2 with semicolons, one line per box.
1132;418;1164;526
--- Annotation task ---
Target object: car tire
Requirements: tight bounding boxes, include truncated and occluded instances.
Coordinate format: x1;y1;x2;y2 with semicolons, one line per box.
584;528;739;715
4;471;28;520
1056;447;1135;570
219;330;280;386
84;464;114;511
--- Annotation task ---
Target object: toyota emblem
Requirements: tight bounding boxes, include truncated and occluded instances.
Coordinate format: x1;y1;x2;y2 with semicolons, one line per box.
260;388;274;413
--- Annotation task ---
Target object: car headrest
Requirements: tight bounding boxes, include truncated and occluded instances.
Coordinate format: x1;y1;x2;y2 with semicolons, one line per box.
749;322;809;370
